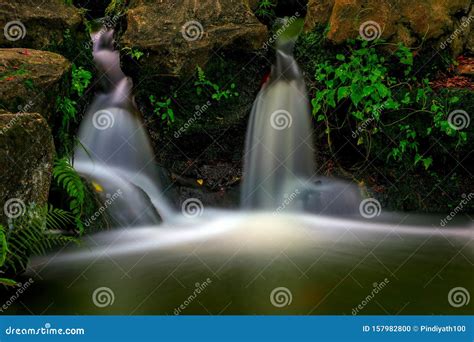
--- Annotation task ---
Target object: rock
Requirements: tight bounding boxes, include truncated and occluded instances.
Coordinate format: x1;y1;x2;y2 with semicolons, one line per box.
304;0;335;31
0;48;71;121
305;0;472;54
0;112;54;226
121;0;268;76
0;0;83;50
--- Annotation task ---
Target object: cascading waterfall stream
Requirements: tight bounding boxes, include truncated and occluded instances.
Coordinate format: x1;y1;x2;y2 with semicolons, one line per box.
73;29;174;226
241;18;361;215
241;18;314;210
13;15;472;315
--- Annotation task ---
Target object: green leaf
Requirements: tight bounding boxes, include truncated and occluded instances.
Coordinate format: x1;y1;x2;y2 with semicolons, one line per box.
337;87;350;101
423;157;433;170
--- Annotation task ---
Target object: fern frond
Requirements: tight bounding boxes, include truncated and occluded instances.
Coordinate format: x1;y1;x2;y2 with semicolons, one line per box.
53;158;86;233
1;205;78;274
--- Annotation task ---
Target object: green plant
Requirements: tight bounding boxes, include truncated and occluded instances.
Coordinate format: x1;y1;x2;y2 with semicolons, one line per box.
105;0;127;16
122;47;144;61
53;158;86;234
0;206;76;275
150;95;175;125
71;64;92;97
195;66;239;101
255;0;276;20
55;64;92;155
311;40;467;170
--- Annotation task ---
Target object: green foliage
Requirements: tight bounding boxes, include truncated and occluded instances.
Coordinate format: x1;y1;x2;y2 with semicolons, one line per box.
56;63;92;156
105;0;127;16
150;95;175;125
71;64;92;97
122;47;144;61
0;206;76;275
195;66;239;101
310;39;467;170
53;158;86;234
255;0;276;21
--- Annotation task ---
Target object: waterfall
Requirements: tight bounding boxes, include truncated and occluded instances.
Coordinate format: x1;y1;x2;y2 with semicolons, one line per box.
73;29;173;226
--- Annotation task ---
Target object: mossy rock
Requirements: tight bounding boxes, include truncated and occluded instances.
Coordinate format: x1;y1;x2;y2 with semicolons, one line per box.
0;112;54;226
0;48;71;123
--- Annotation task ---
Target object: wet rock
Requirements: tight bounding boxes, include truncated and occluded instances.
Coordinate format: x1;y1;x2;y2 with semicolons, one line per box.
0;0;82;50
305;0;472;54
0;48;71;121
121;0;268;76
0;112;54;226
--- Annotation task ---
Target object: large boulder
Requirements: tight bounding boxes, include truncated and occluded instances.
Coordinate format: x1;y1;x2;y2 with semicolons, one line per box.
0;48;71;121
0;112;54;226
0;0;83;50
305;0;473;54
121;0;268;76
